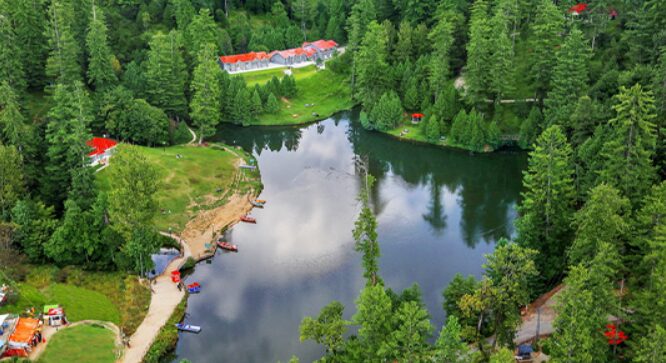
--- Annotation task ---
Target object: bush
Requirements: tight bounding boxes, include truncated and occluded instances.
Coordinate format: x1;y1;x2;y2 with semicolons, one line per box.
171;121;193;145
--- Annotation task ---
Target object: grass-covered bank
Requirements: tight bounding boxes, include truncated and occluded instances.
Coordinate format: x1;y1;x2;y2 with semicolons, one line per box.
97;144;258;232
251;67;354;126
0;265;150;336
38;324;118;363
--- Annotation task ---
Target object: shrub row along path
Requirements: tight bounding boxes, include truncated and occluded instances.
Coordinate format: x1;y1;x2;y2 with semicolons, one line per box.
27;320;122;362
122;235;191;363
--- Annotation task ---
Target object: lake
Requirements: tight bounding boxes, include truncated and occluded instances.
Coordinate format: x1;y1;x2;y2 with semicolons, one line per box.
173;110;527;362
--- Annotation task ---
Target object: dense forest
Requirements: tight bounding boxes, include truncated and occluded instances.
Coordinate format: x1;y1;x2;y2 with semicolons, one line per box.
0;0;664;362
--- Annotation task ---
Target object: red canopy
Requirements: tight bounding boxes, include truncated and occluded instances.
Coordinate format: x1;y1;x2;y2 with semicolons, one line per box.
568;3;588;14
86;137;117;157
412;113;424;118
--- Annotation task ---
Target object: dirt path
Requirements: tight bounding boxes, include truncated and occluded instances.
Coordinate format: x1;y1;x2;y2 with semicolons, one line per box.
122;237;191;363
513;285;563;345
187;126;196;145
27;320;122;362
181;193;255;260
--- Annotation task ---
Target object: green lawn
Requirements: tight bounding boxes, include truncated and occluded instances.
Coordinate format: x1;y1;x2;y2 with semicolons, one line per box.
240;65;322;87
97;144;251;232
385;122;433;144
47;284;120;324
38;324;117;363
253;68;354;126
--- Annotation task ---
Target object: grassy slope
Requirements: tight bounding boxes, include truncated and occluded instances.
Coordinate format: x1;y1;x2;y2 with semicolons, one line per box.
97;144;248;232
47;284;120;324
0;266;149;335
38;324;117;363
253;68;353;126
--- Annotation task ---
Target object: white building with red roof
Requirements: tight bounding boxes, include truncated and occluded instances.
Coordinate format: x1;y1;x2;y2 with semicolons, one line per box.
302;40;338;60
219;51;270;72
218;40;339;73
268;47;317;66
87;137;117;167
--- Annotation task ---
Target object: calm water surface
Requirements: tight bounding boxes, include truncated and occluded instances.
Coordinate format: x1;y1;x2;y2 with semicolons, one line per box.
173;110;527;362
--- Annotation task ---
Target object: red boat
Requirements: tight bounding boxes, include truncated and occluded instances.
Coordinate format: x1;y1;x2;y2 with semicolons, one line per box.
240;215;256;223
217;241;238;252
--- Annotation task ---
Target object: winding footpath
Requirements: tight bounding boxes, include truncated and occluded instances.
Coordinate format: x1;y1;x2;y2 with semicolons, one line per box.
122;234;192;363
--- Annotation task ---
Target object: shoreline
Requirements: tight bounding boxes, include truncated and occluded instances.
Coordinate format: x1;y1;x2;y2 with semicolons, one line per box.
124;145;262;363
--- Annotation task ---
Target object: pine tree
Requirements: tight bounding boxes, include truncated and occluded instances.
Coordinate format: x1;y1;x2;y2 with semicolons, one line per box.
265;93;280;114
190;43;222;143
546;265;610;363
465;0;492;105
0;82;27;148
0;3;27;93
428;9;454;96
517;125;576;285
145;31;188;119
291;0;312;41
346;0;376;90
353;284;393;361
45;0;82;86
434;315;469;362
634;324;666;363
385;301;433;361
449;109;467;145
0;145;25;221
250;89;263;117
518;107;543;149
42;82;93;211
544;27;590;129
369;91;403;131
489;9;514;102
568;184;631;267
355;21;389;108
599;84;657;206
8;0;48;89
186;8;220;61
394;21;413;62
426;116;441;141
353;174;382;286
570;96;601;147
170;0;195;30
107;146;159;243
528;0;564;99
85;5;117;91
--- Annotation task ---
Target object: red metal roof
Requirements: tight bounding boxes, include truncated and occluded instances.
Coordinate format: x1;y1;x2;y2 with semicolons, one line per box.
269;47;317;59
412;113;424;118
219;51;270;64
87;137;117;156
303;40;338;50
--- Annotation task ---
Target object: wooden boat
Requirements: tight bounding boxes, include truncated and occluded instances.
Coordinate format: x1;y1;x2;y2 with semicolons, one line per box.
175;323;201;333
255;199;267;204
250;200;264;208
217;241;238;252
240;215;256;223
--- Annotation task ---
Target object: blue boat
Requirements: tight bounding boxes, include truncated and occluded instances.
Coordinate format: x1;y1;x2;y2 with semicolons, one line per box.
175;323;201;333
